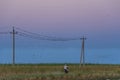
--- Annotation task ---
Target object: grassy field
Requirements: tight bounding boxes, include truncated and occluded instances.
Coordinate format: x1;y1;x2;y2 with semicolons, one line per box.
0;64;120;80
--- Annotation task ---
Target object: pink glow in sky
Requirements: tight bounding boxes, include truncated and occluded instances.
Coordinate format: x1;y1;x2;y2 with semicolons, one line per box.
1;0;120;64
0;0;120;40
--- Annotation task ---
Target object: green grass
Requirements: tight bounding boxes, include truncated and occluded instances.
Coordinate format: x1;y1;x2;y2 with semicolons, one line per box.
0;64;120;80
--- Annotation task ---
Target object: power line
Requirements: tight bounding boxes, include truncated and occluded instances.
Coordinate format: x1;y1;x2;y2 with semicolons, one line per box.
0;27;80;41
15;27;58;39
15;27;80;41
0;32;10;34
17;32;49;41
17;32;78;41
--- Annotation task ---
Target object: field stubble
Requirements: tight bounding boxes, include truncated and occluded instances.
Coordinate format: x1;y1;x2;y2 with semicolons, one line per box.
0;64;120;80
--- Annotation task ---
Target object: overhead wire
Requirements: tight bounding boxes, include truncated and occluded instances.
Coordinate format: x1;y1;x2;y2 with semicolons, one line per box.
15;27;58;39
17;32;73;41
17;32;79;41
17;32;52;41
15;27;80;41
0;32;10;34
0;27;80;41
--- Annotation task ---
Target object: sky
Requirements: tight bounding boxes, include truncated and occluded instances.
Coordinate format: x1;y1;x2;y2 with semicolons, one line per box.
0;0;120;64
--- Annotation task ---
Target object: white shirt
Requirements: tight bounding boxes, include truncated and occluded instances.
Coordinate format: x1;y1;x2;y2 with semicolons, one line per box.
64;65;68;70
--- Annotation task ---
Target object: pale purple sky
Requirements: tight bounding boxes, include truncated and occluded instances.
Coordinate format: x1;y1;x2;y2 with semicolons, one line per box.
0;0;120;64
1;0;120;48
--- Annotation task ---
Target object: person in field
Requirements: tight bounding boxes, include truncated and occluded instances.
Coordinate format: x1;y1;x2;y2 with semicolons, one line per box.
64;64;69;73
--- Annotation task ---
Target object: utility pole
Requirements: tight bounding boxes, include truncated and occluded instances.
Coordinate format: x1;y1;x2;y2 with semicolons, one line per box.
80;36;86;66
11;27;17;65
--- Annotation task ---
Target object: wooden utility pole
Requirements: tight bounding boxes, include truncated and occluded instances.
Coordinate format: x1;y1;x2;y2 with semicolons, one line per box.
11;27;17;65
80;36;86;66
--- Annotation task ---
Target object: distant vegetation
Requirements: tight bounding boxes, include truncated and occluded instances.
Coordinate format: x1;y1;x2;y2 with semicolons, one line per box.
0;64;120;80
